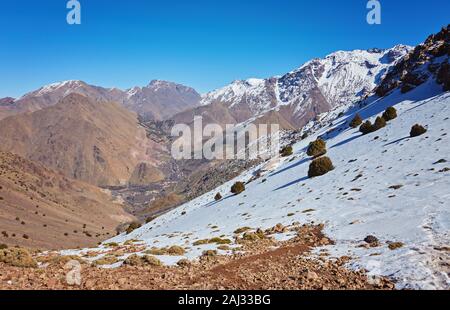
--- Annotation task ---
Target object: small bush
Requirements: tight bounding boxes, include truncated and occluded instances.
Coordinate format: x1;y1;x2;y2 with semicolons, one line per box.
126;222;141;235
144;248;167;256
359;121;373;135
177;259;191;267
308;157;335;178
349;114;363;128
202;250;217;257
359;117;386;134
388;242;404;250
234;227;252;234
214;193;222;201
241;229;266;242
0;244;8;250
105;242;119;248
372;117;387;131
124;254;162;267
166;245;186;256
193;239;209;246
145;216;156;224
382;107;397;121
0;248;37;268
280;145;293;157
307;139;327;158
231;182;245;195
208;237;232;245
142;255;162;266
93;255;119;266
410;124;427;137
364;235;379;245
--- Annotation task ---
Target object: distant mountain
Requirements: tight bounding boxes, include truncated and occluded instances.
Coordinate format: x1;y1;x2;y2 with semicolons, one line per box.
0;97;15;106
0;80;201;121
124;80;201;120
0;150;134;250
0;93;166;187
196;45;411;128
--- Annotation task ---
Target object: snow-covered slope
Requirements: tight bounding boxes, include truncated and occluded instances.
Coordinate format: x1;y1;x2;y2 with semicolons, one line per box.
66;80;450;289
200;45;411;127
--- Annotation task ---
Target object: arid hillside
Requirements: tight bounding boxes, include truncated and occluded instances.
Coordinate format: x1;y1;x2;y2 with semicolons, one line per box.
0;93;165;187
0;151;134;250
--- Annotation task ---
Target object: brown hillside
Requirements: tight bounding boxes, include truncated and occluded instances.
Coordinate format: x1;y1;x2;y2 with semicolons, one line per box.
0;151;134;250
0;93;165;187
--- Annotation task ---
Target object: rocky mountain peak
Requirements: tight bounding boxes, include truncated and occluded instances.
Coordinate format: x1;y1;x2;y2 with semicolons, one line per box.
375;25;449;97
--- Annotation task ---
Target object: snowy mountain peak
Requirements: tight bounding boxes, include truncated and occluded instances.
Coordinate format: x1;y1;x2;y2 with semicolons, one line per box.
21;80;87;98
200;45;412;127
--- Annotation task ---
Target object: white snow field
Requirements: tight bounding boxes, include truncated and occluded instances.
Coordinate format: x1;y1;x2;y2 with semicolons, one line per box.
64;82;449;289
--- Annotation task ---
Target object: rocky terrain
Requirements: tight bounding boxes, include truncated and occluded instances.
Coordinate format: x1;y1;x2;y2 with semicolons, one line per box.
0;225;394;290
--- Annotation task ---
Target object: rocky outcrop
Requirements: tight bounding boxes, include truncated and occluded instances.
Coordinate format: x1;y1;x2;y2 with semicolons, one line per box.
376;25;449;96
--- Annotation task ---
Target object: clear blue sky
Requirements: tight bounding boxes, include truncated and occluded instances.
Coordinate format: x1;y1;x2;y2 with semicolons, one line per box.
0;0;449;98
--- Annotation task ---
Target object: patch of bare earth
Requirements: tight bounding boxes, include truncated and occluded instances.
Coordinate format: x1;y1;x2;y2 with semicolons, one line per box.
0;225;395;290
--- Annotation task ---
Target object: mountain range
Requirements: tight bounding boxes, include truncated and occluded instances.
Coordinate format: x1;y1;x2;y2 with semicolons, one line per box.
0;25;448;253
0;45;411;129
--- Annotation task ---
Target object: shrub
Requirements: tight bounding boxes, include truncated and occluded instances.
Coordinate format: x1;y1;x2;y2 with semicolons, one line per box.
307;139;327;158
93;255;118;266
126;222;141;235
382;107;397;121
202;250;217;257
388;242;404;250
177;259;191;267
0;248;37;268
308;157;335;178
193;239;209;246
214;193;222;201
241;229;266;242
349;114;363;128
280;145;293;157
208;237;232;245
364;235;379;245
144;248;167;256
142;255;162;266
234;227;252;234
372;117;387;131
0;244;8;250
231;182;245;195
359;121;373;135
166;245;186;256
359;117;386;134
410;124;427;137
145;216;156;224
105;242;119;248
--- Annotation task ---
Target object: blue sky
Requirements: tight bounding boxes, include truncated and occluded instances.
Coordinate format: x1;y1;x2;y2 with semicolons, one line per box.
0;0;449;98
